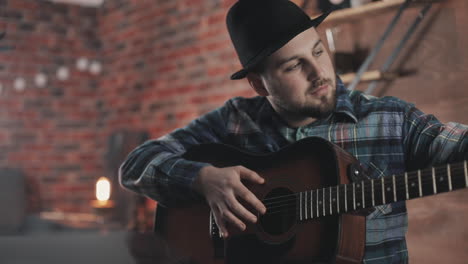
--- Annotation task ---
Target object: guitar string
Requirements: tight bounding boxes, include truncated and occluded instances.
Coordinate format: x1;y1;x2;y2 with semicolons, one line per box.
260;164;465;205
263;167;466;217
262;166;466;210
263;168;466;216
261;166;466;216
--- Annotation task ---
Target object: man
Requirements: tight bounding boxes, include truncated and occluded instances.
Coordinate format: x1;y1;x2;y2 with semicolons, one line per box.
119;0;468;263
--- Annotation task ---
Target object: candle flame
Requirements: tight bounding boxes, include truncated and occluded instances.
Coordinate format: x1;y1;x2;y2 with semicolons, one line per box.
96;177;111;201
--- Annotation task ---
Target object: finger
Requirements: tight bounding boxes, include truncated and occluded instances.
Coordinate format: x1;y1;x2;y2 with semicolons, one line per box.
237;166;265;184
236;184;267;215
222;209;246;232
226;194;258;223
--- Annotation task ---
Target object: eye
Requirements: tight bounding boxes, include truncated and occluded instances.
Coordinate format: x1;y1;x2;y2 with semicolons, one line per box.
313;49;323;57
285;61;302;72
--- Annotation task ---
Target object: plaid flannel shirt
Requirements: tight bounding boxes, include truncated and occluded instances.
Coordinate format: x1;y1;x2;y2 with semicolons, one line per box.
120;79;468;263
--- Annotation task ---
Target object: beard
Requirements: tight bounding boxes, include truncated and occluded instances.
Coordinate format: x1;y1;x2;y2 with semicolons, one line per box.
300;91;336;119
275;77;337;120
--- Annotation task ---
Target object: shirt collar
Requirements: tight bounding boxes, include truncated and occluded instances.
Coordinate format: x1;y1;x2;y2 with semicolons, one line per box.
333;77;358;123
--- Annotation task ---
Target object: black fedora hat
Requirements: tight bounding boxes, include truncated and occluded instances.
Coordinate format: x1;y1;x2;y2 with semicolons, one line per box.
227;0;331;80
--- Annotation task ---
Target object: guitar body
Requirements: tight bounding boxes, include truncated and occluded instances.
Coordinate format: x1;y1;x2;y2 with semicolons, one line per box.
155;137;366;264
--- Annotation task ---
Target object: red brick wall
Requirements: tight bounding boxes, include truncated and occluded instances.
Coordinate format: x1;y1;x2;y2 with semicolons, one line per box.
0;0;102;212
97;0;254;138
0;0;258;215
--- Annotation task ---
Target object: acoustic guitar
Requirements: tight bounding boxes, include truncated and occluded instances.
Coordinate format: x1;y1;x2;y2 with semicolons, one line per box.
154;137;467;264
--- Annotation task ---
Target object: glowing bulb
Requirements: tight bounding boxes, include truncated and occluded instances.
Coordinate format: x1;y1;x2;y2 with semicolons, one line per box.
76;57;89;71
96;177;111;201
35;73;47;88
14;77;26;91
89;61;102;75
57;66;69;81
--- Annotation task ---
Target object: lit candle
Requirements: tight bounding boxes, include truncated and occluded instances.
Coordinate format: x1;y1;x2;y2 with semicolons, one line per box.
91;177;114;208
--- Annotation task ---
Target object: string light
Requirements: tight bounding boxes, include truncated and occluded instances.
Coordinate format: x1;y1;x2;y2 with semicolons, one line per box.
14;77;26;91
76;57;89;71
89;60;102;75
35;73;47;88
56;66;70;81
7;58;102;92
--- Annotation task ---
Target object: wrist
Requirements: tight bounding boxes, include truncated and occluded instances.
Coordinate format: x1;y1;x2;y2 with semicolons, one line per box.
193;165;215;194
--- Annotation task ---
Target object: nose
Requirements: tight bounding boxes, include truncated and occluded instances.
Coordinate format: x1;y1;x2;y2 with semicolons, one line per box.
304;59;323;82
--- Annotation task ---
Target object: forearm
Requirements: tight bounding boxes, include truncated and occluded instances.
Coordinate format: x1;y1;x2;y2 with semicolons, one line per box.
119;142;210;206
404;107;468;169
119;105;229;206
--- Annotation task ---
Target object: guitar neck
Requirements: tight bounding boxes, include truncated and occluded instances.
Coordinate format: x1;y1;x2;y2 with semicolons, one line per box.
293;161;468;221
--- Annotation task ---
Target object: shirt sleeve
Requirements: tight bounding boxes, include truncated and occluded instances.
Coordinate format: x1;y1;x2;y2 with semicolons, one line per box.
403;105;468;170
118;103;230;207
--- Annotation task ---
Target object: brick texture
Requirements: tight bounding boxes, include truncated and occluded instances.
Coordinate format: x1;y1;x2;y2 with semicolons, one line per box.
0;0;102;213
97;0;251;137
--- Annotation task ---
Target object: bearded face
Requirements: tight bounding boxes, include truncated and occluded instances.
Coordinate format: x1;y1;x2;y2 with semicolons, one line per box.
253;27;337;127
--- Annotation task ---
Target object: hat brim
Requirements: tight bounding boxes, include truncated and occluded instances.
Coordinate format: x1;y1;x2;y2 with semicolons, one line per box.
230;11;331;80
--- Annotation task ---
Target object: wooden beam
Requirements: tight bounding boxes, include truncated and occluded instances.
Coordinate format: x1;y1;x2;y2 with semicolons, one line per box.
315;0;441;25
339;70;398;84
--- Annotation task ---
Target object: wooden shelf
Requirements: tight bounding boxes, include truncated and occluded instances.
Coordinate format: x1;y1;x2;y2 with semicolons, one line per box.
315;0;439;25
339;70;398;84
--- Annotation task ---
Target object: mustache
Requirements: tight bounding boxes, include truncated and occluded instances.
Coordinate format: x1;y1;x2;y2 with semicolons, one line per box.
311;78;333;89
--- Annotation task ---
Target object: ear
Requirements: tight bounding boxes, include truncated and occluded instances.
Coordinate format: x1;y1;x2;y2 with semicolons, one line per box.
247;73;269;97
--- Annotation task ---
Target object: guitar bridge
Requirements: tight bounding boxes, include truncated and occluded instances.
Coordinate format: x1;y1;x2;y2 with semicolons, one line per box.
209;211;225;258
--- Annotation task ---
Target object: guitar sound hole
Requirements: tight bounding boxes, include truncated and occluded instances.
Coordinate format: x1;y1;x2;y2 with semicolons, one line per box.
259;187;296;236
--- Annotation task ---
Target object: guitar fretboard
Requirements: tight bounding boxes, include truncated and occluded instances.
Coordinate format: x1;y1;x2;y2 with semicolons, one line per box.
264;161;468;221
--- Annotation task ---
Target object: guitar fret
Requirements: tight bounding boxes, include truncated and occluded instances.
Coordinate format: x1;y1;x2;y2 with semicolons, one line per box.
381;177;386;205
316;189;319;217
309;191;312;219
352;183;356;210
310;191;313;219
405;172;409;200
299;192;303;221
465;161;468;187
361;180;365;209
304;192;307;220
344;184;348;212
447;164;452;191
337;185;340;213
294;161;468;221
418;170;422;197
322;188;325;216
404;172;409;200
